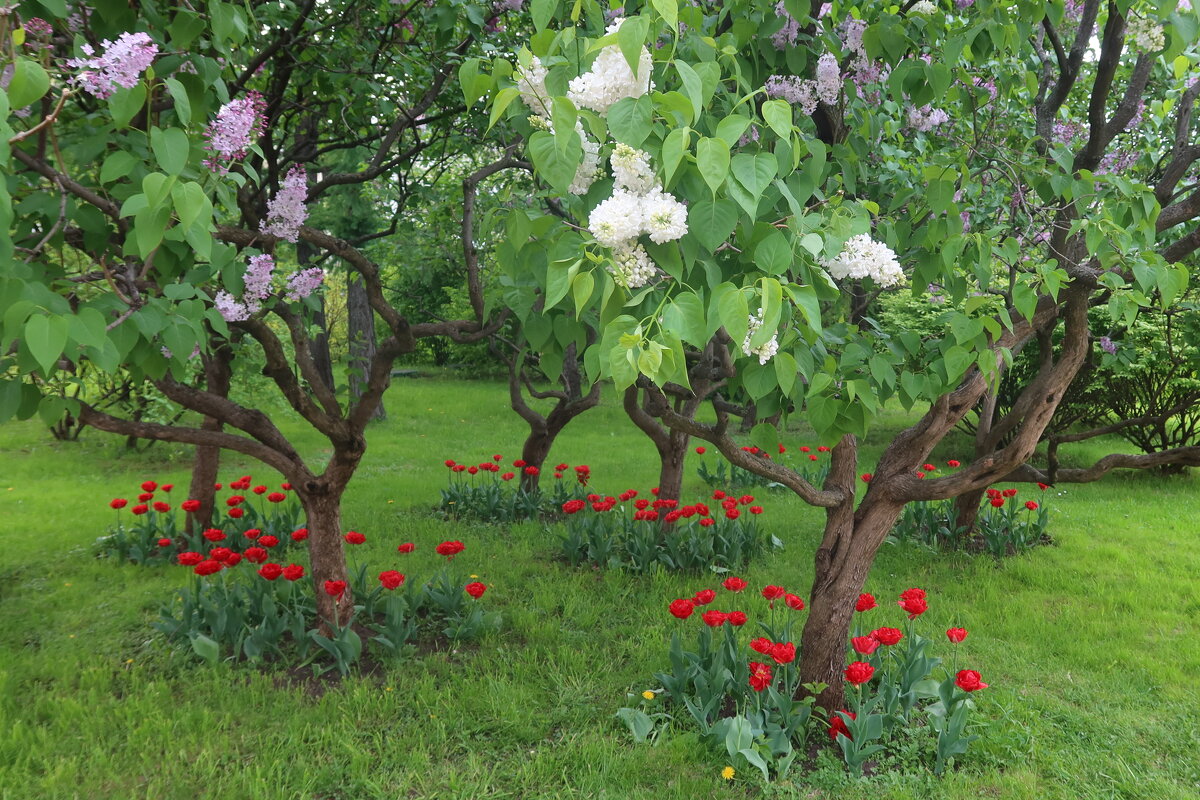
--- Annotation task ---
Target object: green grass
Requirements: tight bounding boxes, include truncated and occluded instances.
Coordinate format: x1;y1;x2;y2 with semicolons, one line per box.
0;372;1198;799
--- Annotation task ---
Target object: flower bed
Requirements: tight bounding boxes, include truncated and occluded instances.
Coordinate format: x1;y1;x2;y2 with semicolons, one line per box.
439;454;590;522
98;475;304;564
620;584;989;780
557;489;779;573
695;443;831;491
889;462;1052;555
155;535;499;675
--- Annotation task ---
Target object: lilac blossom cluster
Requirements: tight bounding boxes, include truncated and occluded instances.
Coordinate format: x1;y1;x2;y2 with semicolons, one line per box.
66;31;158;99
771;1;801;49
821;234;904;287
907;104;951;132
213;253;326;321
204;92;267;172
566;18;653;115
261;166;309;242
765;53;841;115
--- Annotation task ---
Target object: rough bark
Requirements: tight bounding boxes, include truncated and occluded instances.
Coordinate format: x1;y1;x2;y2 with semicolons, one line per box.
298;236;335;391
300;487;354;631
185;346;233;534
347;277;385;421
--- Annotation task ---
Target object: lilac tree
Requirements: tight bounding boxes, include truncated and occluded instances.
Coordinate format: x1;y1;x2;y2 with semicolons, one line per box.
0;1;524;629
474;0;1200;707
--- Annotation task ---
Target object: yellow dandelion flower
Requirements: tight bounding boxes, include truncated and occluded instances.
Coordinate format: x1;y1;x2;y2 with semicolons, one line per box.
721;766;735;781
641;690;655;700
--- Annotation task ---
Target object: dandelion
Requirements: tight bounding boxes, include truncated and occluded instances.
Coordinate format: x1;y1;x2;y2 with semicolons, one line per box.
721;766;736;780
641;690;655;700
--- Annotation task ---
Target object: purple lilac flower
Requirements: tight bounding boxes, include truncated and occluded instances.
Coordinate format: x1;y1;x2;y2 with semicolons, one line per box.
204;92;267;171
772;1;800;49
66;31;158;99
285;268;326;301
1098;336;1117;355
261;166;309;242
243;254;275;300
214;291;252;323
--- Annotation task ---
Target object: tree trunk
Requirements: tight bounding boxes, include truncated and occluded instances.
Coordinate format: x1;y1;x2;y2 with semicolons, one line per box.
300;487;354;631
656;429;689;502
519;425;554;493
348;277;386;421
952;488;985;538
186;346;233;534
796;436;904;711
299;237;335;391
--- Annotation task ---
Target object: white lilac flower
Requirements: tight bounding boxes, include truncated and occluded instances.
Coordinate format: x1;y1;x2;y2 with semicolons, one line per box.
742;309;780;365
610;144;657;194
610;243;658;288
1126;15;1165;52
909;0;938;14
588;188;644;249
569;121;603;195
261;165;308;242
567;19;653;115
515;55;552;116
66;31;157;99
822;234;904;286
285;267;326;301
641;188;688;244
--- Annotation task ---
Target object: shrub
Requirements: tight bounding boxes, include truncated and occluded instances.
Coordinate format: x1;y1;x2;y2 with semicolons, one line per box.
619;585;989;780
557;489;779;573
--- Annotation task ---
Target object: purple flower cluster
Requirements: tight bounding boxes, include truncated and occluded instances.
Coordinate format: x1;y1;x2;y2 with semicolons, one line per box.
66;31;158;99
261;166;309;242
204;92;267;172
285;268;326;301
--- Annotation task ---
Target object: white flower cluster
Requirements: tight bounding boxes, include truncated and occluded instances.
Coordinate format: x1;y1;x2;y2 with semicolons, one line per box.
587;142;687;286
909;0;938;14
610;143;657;194
567;19;653;115
822;234;904;286
742;309;780;365
1126;15;1165;52
570;121;603;195
515;55;551;116
611;244;658;288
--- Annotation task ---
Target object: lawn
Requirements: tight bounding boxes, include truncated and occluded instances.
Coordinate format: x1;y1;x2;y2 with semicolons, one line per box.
0;372;1197;800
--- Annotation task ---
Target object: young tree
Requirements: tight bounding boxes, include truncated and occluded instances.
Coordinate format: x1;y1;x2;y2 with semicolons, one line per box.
475;0;1200;708
0;0;523;629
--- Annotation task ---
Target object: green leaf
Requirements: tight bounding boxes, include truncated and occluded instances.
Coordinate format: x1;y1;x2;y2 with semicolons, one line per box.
616;708;655;743
607;95;653;147
717;285;749;346
731;153;777;199
687;198;738;254
190;633;220;665
488;87;521;132
551;97;579;155
617;16;650;75
545;259;580;311
661;126;690;184
171;181;212;231
714;114;752;146
109;83;147;129
662;292;706;346
150;127;190;175
775;350;798;395
762;99;792;140
571;269;595;316
163;77;192;125
100;152;138;184
528;130;582;194
696;137;730;195
6;58;50;109
786;284;822;331
531;0;556;31
23;314;67;375
651;0;678;28
674;60;703;123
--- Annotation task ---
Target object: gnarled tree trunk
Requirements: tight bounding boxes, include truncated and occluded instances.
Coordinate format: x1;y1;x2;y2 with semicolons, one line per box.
186;345;233;534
